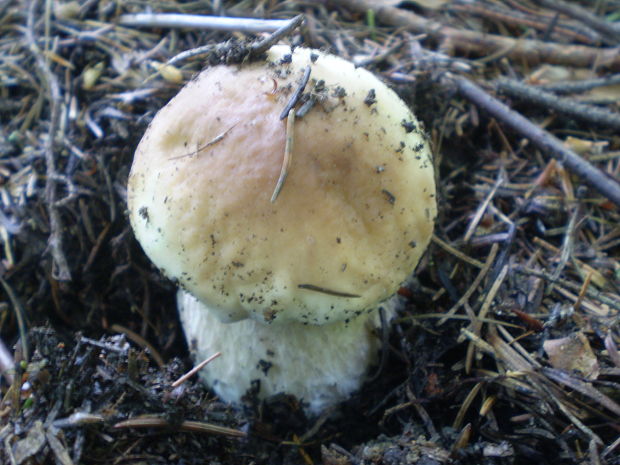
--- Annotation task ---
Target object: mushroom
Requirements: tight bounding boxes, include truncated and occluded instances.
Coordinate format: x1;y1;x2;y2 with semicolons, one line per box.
127;45;436;414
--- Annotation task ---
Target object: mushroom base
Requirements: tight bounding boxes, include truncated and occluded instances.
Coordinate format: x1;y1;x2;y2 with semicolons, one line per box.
177;290;393;415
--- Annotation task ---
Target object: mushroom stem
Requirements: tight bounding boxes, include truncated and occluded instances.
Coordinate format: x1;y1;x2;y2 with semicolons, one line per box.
178;290;394;414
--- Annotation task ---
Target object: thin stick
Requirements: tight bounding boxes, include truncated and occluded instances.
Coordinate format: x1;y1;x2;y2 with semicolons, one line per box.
171;352;221;387
603;435;620;459
251;14;304;56
572;271;594;311
167;44;217;67
271;108;295;203
327;0;620;68
539;0;620;44
448;74;620;207
119;13;290;34
550;196;583;283
463;173;504;243
496;79;620;130
166;15;304;67
539;74;620;94
449;3;594;45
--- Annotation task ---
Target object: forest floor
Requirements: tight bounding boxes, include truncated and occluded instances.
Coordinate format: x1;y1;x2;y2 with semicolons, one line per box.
1;0;620;464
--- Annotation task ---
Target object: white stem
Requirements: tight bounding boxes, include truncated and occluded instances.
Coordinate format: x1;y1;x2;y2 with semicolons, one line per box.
177;290;391;415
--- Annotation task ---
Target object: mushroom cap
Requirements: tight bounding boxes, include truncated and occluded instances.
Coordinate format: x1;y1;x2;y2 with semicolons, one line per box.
128;45;436;325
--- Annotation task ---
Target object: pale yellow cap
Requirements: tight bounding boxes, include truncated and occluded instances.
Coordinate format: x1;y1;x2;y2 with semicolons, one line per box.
128;45;436;325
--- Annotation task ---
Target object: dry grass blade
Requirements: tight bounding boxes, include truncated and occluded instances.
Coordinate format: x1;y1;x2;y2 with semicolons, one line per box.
114;416;246;438
431;236;485;269
452;382;482;430
475;264;508;333
542;368;620;417
179;420;246;438
297;283;361;298
463;174;504;243
450;423;472;455
271;108;296;203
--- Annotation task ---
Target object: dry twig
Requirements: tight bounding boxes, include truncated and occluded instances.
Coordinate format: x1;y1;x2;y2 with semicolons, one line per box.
171;352;221;387
250;14;305;56
496;79;620;130
445;74;620;207
119;13;290;33
324;0;620;68
539;74;620;94
539;0;620;44
450;2;598;45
